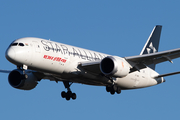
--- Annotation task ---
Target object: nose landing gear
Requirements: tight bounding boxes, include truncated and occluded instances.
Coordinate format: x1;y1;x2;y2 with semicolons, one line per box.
61;81;77;101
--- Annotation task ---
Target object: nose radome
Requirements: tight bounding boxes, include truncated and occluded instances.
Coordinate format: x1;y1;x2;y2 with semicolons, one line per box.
5;48;16;62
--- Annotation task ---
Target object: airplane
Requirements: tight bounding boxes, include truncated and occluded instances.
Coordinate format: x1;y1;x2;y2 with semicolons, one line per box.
1;25;180;101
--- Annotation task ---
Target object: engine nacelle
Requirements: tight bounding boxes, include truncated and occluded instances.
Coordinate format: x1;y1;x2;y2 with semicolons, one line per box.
100;56;130;77
8;69;38;90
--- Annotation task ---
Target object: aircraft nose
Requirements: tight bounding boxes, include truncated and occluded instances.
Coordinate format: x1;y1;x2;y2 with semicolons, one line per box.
5;47;16;62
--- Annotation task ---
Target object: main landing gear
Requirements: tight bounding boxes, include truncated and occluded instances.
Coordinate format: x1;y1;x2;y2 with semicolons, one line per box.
106;85;121;95
105;76;121;95
61;81;77;101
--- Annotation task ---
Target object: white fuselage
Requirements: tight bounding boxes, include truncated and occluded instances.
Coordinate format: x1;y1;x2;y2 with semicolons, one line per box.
6;37;164;90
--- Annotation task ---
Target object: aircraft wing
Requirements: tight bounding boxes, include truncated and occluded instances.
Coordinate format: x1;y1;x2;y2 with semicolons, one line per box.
125;48;180;66
79;60;101;74
0;70;11;73
79;48;180;75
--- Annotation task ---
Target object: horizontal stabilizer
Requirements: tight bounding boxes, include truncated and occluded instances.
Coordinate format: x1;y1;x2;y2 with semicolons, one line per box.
153;71;180;78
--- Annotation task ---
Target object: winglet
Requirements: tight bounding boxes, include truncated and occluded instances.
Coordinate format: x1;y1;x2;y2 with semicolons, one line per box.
140;25;162;70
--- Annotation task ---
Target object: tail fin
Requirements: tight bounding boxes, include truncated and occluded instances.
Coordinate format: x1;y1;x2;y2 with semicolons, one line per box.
140;25;162;70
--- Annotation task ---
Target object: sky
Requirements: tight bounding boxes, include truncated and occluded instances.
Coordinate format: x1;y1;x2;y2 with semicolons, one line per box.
0;0;180;120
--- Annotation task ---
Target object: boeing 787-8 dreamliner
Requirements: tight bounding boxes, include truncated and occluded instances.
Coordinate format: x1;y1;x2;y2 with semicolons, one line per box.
1;25;180;101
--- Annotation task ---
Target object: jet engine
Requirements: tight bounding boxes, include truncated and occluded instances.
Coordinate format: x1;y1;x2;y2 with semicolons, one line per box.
100;56;130;77
8;69;38;90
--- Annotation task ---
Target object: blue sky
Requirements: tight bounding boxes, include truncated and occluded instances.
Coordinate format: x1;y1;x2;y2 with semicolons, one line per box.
0;0;180;120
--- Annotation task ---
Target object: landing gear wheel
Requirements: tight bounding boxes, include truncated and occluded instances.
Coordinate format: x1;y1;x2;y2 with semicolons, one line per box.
66;95;71;101
106;86;111;92
113;85;117;91
116;87;121;94
71;93;77;100
61;91;66;98
67;91;72;95
106;85;121;95
61;81;77;101
110;90;115;95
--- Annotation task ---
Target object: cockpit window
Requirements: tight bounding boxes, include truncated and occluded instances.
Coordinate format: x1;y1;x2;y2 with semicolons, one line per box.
11;43;18;46
19;43;24;46
11;43;25;47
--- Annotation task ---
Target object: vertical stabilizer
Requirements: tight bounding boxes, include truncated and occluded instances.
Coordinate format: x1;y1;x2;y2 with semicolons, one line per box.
140;25;162;70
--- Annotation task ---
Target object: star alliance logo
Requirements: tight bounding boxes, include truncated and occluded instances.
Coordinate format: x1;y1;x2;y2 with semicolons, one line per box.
146;42;157;54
